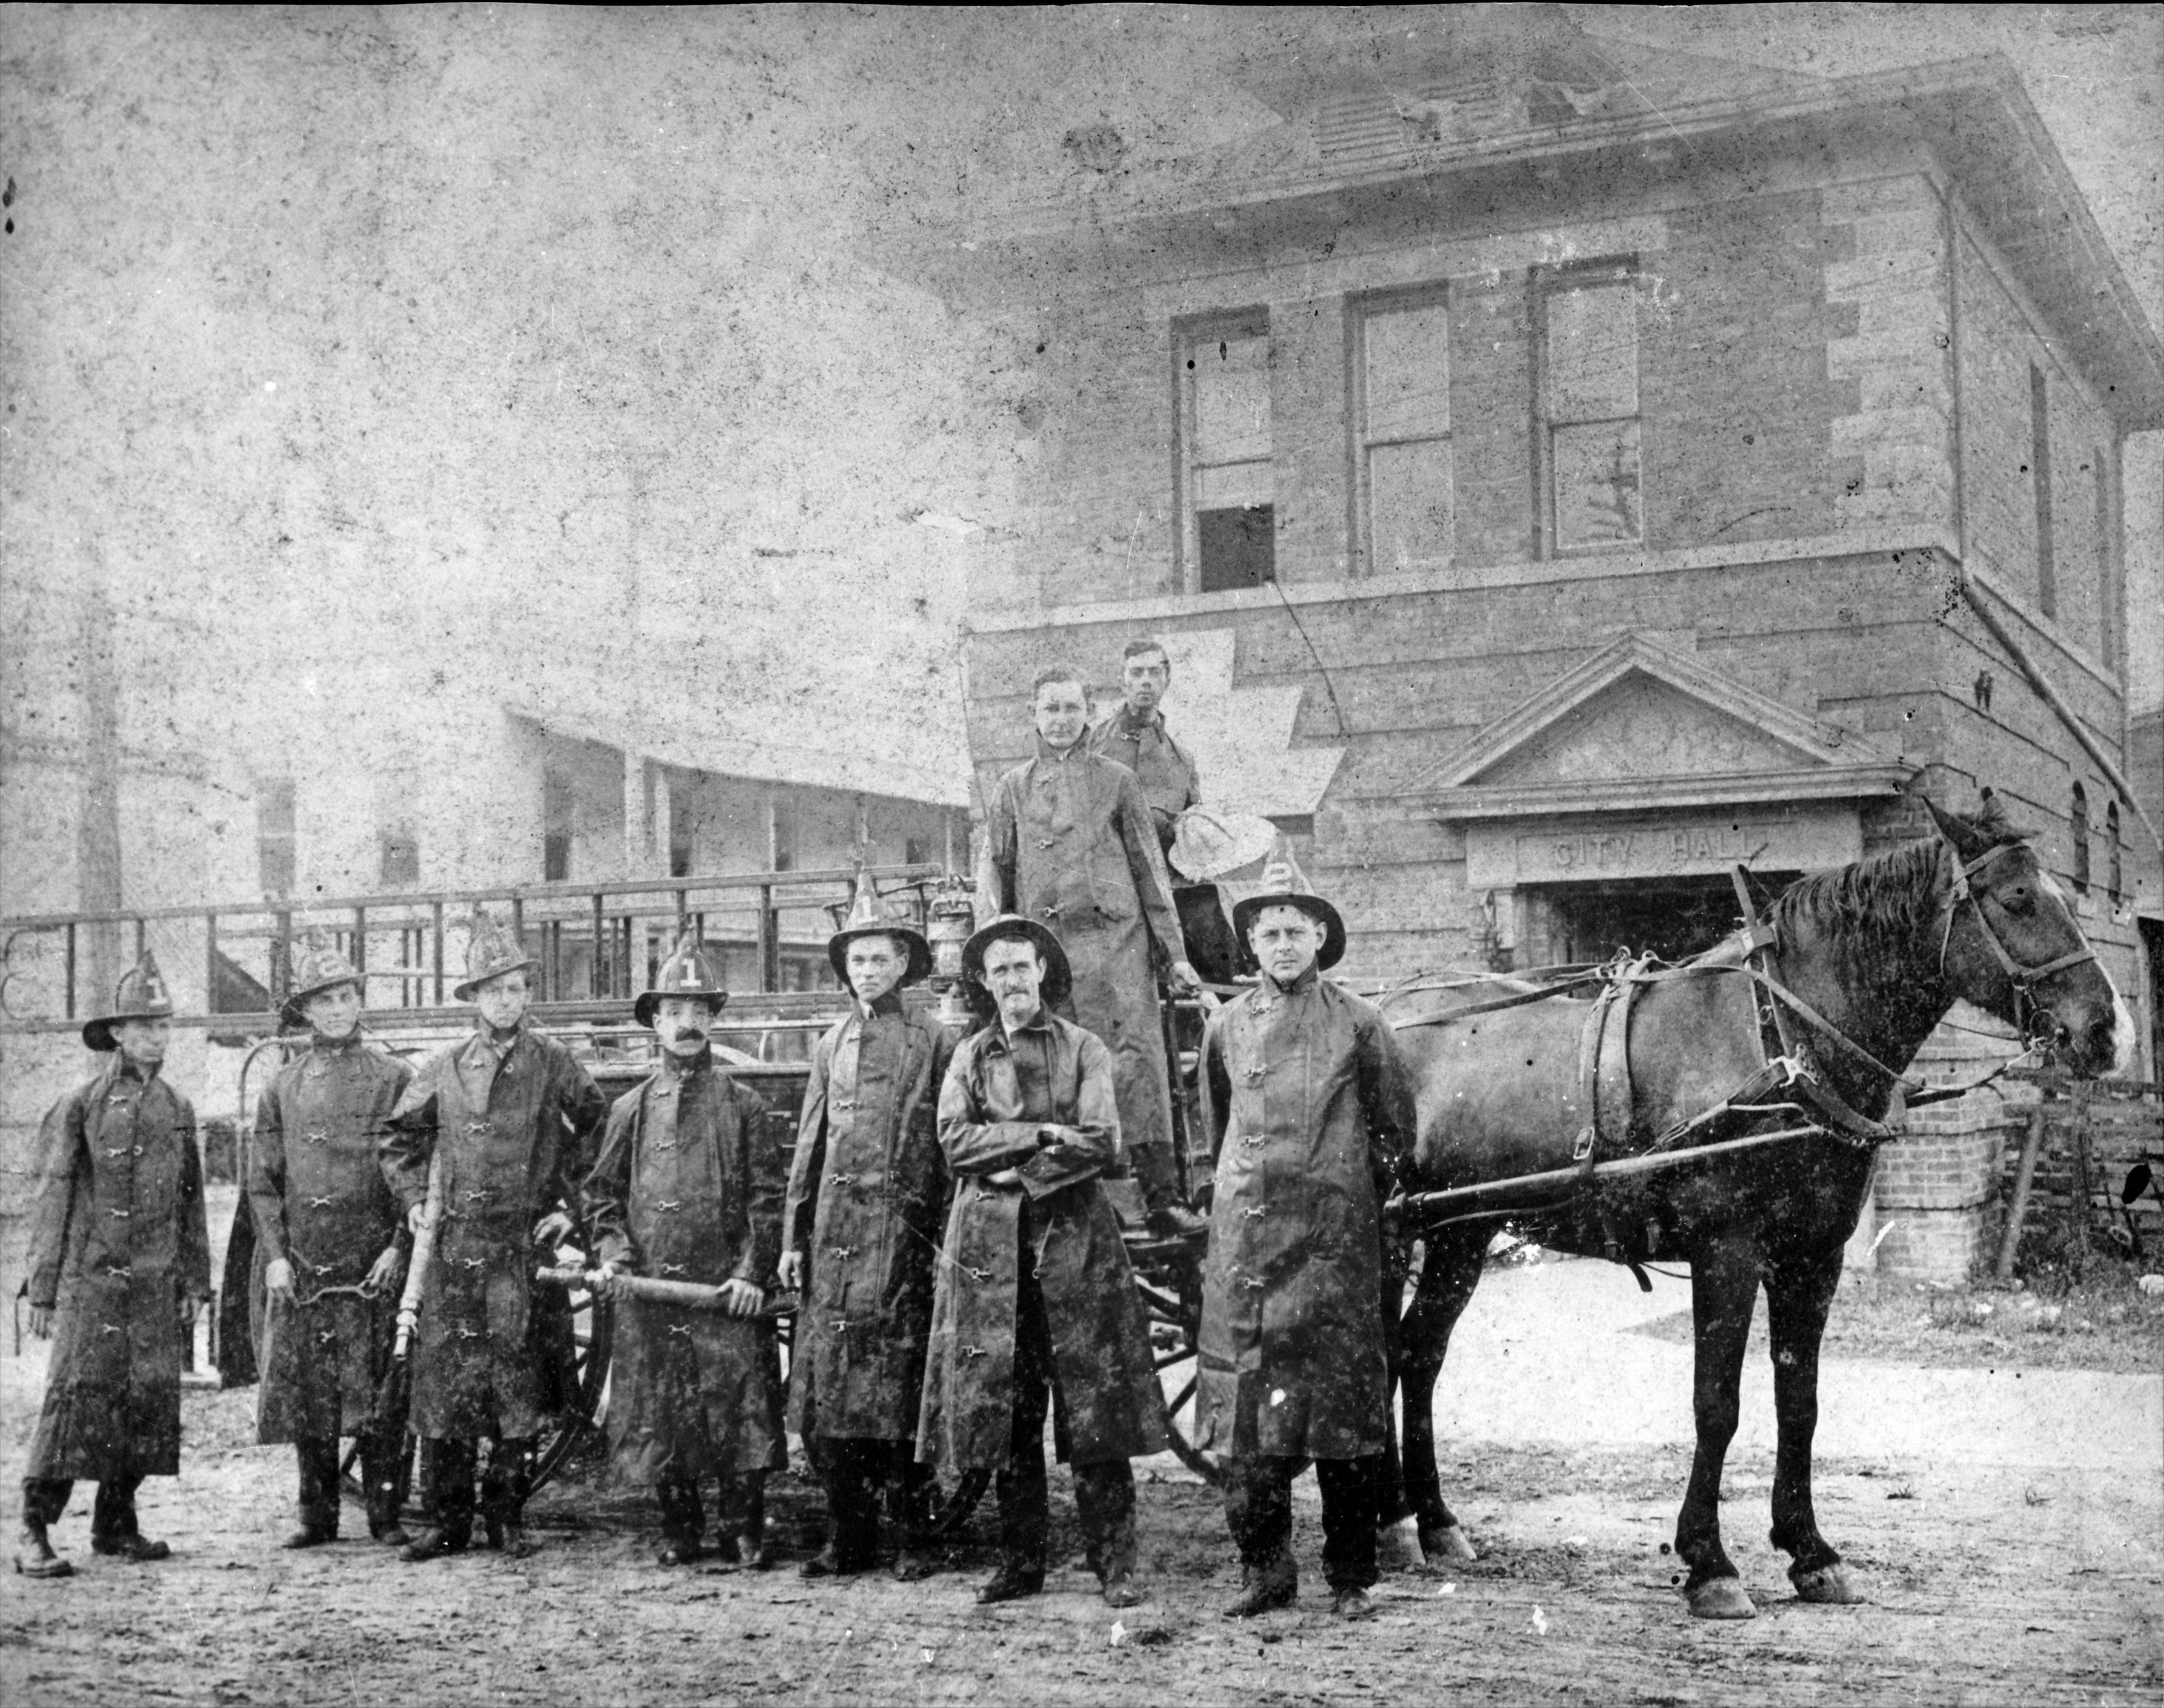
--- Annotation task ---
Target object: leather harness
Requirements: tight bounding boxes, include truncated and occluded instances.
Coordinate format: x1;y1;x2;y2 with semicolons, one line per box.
1386;834;2096;1256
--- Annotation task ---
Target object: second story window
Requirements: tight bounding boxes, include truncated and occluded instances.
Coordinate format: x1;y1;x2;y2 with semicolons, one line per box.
257;777;296;898
1180;314;1273;592
2106;800;2123;905
1541;267;1642;552
543;769;572;882
1358;291;1454;574
2070;780;2090;895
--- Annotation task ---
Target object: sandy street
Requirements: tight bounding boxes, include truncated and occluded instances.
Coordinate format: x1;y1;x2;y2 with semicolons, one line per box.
4;1258;2159;1707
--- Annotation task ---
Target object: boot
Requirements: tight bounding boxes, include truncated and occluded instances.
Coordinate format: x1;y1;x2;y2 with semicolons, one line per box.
90;1533;170;1563
281;1526;336;1550
800;1545;870;1580
892;1548;936;1582
1133;1143;1209;1239
1330;1586;1377;1620
12;1522;73;1581
398;1524;469;1563
1101;1568;1146;1608
1223;1554;1297;1618
496;1524;536;1561
975;1563;1044;1604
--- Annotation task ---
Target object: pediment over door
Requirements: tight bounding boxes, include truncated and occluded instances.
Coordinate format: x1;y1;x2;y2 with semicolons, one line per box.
1403;634;1912;820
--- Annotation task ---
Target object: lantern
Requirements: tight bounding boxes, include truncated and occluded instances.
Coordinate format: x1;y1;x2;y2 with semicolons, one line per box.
925;874;978;1028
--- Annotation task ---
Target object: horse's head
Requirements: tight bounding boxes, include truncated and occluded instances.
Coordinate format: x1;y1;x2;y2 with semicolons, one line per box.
1925;795;2132;1078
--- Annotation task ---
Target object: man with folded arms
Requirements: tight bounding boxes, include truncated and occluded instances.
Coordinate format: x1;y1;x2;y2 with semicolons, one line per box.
917;914;1167;1608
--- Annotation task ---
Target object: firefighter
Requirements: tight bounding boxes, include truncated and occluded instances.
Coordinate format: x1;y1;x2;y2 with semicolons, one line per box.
248;931;414;1548
1196;858;1416;1621
779;872;955;1581
585;935;787;1567
1085;637;1200;854
16;950;211;1580
381;908;607;1562
917;915;1168;1608
979;662;1207;1239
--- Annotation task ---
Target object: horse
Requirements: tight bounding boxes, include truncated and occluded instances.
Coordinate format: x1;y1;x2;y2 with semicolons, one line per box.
1373;794;2131;1619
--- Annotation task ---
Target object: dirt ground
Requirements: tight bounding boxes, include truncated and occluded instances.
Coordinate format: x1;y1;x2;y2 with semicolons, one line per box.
5;1258;2160;1708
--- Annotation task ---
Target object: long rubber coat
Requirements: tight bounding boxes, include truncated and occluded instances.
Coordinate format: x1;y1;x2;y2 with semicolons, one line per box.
585;1052;786;1484
1196;971;1415;1458
782;994;954;1440
248;1034;413;1443
916;1013;1168;1472
25;1059;211;1481
979;740;1186;1163
381;1025;606;1440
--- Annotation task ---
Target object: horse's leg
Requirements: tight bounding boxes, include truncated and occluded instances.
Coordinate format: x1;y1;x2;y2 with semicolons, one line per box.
1398;1227;1487;1563
1373;1236;1423;1567
1766;1244;1861;1604
1677;1236;1761;1619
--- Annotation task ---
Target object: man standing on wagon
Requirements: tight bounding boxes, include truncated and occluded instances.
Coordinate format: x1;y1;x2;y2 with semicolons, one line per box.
248;931;414;1549
1196;858;1416;1621
585;934;787;1567
917;914;1168;1608
381;907;608;1562
1086;637;1200;855
980;662;1207;1239
15;950;211;1580
778;873;954;1581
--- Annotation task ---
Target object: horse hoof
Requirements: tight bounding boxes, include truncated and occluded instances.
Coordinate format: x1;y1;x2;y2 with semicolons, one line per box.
1790;1562;1862;1605
1377;1517;1426;1571
1424;1524;1478;1564
1686;1578;1757;1620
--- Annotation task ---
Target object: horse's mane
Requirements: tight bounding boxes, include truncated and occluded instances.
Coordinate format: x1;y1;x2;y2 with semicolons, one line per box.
1766;808;2028;989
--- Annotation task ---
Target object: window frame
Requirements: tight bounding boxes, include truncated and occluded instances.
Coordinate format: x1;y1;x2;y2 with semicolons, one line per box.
1173;306;1274;593
1351;281;1456;579
1532;258;1644;559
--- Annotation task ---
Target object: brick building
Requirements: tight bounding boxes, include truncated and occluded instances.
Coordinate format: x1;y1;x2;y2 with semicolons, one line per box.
913;30;2163;1279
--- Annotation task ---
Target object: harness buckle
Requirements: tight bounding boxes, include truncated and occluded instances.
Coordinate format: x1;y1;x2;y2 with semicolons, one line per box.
1570;1125;1595;1163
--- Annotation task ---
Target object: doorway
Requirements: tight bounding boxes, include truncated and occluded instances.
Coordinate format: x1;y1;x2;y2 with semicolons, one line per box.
1538;873;1797;966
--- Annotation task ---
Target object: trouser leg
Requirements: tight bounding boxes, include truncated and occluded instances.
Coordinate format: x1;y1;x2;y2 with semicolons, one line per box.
294;1435;341;1537
996;1265;1055;1577
359;1428;410;1535
656;1476;704;1548
1223;1455;1296;1570
480;1437;535;1529
90;1476;144;1545
21;1478;73;1530
1315;1456;1380;1592
817;1438;879;1565
883;1441;931;1550
724;1470;768;1561
422;1437;478;1542
1071;1458;1137;1582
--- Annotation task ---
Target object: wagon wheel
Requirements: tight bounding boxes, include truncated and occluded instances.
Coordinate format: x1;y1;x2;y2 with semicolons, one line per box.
1128;1233;1218;1487
529;1260;614;1494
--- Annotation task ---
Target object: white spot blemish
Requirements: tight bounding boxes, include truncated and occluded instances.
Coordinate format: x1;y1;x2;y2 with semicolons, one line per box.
1269;1388;1287;1407
264;381;276;392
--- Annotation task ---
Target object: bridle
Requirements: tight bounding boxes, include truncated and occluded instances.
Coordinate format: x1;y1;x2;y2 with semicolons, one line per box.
1936;838;2097;1044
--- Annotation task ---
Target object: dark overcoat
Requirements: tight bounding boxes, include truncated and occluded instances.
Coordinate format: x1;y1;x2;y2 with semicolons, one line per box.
916;1012;1168;1472
584;1051;787;1484
381;1024;607;1440
248;1034;412;1443
782;994;954;1440
980;740;1187;1161
25;1058;211;1481
1195;969;1415;1459
1086;706;1200;850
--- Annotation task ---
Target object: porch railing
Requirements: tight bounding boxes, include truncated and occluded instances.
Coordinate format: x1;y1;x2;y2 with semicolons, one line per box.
0;863;945;1035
